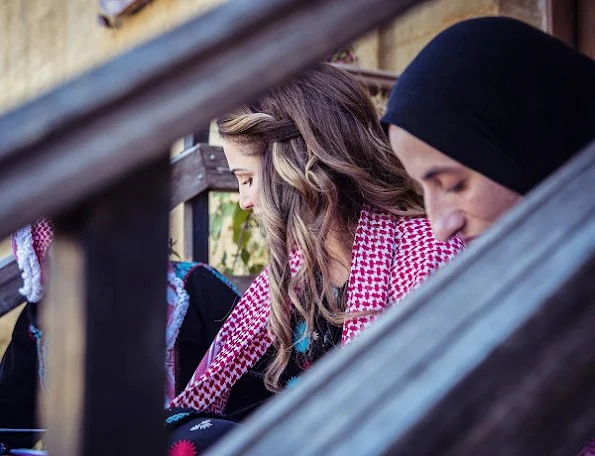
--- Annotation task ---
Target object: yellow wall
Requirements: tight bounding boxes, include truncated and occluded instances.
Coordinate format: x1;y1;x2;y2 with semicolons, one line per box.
1;0;224;114
1;0;546;114
355;0;544;74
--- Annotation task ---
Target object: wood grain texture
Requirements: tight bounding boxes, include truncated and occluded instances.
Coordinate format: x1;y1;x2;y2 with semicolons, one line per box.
332;63;398;93
0;0;427;240
545;0;576;46
169;144;208;210
44;157;170;456
206;140;595;456
578;0;595;59
0;257;23;318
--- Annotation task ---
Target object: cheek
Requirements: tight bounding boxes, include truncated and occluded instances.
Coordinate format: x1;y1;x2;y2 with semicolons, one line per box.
249;181;260;206
468;181;522;223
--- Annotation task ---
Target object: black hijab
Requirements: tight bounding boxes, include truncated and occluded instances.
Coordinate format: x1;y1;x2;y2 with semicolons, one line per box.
381;17;595;195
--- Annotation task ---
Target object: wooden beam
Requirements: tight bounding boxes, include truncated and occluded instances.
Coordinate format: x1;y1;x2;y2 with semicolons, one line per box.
43;157;170;456
578;0;595;59
190;193;210;264
207;140;595;456
170;144;237;210
0;0;427;241
0;257;23;318
169;144;208;210
332;63;398;92
202;144;238;192
545;0;577;47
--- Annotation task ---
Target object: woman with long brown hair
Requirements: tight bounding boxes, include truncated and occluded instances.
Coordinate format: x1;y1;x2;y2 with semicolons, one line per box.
165;63;464;452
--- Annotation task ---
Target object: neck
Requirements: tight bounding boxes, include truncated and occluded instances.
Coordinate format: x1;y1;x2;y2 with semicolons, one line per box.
325;222;355;288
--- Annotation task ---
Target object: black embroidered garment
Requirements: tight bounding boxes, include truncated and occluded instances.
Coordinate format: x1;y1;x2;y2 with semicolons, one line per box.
224;286;345;421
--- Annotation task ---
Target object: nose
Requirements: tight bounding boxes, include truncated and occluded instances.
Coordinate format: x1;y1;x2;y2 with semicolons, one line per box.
425;196;464;242
238;191;254;211
431;211;465;241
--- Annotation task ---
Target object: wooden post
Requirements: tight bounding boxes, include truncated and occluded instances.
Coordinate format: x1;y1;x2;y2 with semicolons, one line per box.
545;0;577;47
181;132;211;263
43;157;170;456
578;0;595;59
190;193;210;264
0;258;24;318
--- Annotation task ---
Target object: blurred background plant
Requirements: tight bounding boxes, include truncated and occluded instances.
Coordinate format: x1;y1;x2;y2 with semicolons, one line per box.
209;192;268;276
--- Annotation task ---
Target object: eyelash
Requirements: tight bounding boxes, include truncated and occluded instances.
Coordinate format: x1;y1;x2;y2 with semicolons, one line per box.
242;178;253;186
447;181;466;193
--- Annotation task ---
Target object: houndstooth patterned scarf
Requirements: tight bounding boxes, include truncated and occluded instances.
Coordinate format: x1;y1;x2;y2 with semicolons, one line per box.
171;205;464;413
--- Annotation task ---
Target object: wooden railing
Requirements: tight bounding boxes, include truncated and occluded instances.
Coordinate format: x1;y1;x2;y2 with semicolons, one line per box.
0;257;22;317
0;0;593;455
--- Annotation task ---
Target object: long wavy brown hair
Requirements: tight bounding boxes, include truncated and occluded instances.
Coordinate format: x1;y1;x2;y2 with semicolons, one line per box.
217;63;423;392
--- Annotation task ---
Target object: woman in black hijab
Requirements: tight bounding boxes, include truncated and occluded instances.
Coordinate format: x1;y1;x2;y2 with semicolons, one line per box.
382;15;595;456
382;16;595;244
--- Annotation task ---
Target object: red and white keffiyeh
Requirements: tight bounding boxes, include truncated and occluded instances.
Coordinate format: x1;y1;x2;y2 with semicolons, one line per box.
171;205;465;413
11;218;54;303
10;218;191;405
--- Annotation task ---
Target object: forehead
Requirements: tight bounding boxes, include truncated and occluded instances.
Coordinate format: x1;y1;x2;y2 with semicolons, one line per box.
222;140;261;171
388;125;461;177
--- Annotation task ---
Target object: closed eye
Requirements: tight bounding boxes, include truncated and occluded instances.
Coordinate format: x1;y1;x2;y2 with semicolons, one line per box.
447;180;466;193
241;177;253;186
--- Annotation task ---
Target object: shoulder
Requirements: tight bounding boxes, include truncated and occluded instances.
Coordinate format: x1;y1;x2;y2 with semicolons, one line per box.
173;261;238;292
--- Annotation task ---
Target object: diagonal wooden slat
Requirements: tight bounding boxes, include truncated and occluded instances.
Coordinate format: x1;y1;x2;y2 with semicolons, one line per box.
0;257;23;318
332;63;398;92
206;141;595;456
169;144;237;210
0;0;426;241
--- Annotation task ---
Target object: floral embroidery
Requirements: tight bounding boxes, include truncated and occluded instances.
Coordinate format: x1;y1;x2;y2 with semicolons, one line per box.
286;376;300;388
169;439;198;456
293;320;310;353
166;412;191;424
190;419;213;431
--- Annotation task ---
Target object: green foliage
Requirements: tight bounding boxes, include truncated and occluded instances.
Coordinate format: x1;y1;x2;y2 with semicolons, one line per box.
327;45;358;65
209;192;267;276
